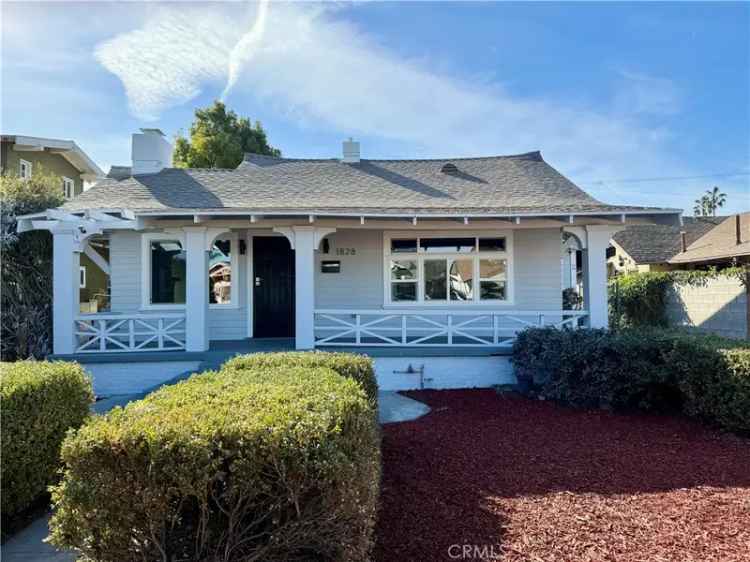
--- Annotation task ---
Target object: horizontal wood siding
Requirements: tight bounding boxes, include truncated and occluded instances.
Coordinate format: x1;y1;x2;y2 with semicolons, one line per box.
110;231;141;313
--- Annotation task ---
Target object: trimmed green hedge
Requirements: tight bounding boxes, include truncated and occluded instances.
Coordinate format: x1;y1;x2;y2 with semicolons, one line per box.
49;365;381;561
513;327;750;434
223;351;379;404
1;361;93;517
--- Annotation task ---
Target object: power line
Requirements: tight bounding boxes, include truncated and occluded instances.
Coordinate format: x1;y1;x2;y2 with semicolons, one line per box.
581;172;750;186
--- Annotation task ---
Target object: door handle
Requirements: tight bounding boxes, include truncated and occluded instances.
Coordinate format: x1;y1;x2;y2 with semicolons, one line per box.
255;277;262;287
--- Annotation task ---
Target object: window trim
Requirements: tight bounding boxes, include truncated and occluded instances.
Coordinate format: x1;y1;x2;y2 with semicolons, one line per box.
383;231;514;307
19;159;32;180
63;176;75;199
208;232;240;310
140;232;187;310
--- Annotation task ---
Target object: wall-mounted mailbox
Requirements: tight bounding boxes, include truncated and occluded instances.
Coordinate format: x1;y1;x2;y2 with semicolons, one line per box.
321;260;341;274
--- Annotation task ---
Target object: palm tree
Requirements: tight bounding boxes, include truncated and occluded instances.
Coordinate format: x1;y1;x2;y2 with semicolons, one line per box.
693;187;727;217
704;186;727;216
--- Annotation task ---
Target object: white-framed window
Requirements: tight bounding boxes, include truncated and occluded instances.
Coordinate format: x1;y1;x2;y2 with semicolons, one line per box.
19;159;32;180
208;233;239;308
79;266;86;289
383;232;514;306
63;176;75;199
141;233;187;309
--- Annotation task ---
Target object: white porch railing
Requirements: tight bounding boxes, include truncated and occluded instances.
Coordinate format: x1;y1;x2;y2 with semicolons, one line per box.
314;309;589;347
74;313;187;353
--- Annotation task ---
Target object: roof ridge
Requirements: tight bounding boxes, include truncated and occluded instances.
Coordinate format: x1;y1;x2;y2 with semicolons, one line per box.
242;150;544;164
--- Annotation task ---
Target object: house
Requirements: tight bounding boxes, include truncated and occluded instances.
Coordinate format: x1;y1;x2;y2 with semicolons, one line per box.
0;134;104;198
669;213;750;268
19;129;681;391
607;217;724;276
1;134;108;314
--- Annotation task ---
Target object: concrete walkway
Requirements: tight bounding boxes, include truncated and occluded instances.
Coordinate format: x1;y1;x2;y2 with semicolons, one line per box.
378;391;431;424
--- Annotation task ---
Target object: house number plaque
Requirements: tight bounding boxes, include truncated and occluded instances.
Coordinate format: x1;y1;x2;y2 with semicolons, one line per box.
335;247;356;256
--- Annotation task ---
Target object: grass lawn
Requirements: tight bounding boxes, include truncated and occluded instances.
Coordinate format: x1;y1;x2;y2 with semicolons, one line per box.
374;390;750;562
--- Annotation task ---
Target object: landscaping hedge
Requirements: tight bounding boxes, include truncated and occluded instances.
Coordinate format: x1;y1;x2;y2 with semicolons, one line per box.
49;365;381;562
0;361;93;518
513;327;750;434
223;351;379;403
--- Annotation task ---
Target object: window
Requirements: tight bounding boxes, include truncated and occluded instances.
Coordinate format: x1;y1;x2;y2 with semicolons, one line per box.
384;233;512;305
209;238;234;305
150;240;186;305
79;266;86;288
63;177;75;199
19;159;32;180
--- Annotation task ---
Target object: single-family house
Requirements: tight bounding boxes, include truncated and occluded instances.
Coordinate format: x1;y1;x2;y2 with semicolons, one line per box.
0;134;103;198
608;217;724;276
669;213;750;268
19;129;681;391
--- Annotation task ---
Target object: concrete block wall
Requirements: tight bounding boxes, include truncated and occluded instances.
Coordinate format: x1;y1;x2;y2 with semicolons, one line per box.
666;276;748;339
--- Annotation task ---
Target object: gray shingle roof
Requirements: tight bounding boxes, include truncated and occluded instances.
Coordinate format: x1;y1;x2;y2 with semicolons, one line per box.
64;151;676;216
612;217;724;264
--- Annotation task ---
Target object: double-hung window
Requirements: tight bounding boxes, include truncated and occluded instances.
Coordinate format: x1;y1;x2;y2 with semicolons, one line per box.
19;159;32;180
386;233;512;305
63;177;75;199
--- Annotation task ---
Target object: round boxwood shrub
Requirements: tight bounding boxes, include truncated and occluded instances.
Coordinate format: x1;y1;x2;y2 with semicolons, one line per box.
1;361;93;518
223;351;379;404
49;366;381;562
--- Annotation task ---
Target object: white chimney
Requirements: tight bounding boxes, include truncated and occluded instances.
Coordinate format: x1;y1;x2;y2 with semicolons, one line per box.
342;137;360;163
131;128;173;175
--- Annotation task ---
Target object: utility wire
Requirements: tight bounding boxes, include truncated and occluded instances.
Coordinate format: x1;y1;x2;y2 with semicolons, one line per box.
581;172;750;186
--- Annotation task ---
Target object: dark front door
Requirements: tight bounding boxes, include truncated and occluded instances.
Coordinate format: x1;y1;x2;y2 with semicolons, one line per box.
253;237;295;338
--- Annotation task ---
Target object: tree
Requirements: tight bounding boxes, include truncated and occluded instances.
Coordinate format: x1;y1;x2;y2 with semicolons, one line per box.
173;101;280;169
1;168;65;360
693;186;727;217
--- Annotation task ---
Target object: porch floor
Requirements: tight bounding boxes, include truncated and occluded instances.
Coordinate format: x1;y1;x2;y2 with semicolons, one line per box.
52;337;512;368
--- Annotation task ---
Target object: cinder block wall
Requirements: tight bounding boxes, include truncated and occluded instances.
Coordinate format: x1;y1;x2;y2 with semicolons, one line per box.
665;276;748;339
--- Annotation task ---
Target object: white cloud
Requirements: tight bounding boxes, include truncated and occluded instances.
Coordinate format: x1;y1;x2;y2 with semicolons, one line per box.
91;2;711;209
95;7;240;121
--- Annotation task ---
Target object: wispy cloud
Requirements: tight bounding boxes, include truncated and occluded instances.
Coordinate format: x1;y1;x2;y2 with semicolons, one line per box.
92;2;725;209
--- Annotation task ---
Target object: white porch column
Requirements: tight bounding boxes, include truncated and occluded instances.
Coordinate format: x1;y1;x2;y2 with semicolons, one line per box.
273;225;336;350
184;227;209;352
293;226;316;350
583;226;617;329
52;230;80;354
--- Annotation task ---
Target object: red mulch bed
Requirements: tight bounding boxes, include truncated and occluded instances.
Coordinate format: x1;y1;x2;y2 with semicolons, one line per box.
374;390;750;562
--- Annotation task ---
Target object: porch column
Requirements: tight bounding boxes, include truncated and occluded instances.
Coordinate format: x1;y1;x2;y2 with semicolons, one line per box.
583;226;617;329
184;227;209;352
52;230;80;354
294;226;316;350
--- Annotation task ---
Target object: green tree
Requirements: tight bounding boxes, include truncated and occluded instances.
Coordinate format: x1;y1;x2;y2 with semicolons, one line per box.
693;186;727;217
173;101;280;169
1;168;65;360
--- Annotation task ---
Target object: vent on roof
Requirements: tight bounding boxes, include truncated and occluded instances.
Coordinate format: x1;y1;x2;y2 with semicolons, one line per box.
441;163;458;174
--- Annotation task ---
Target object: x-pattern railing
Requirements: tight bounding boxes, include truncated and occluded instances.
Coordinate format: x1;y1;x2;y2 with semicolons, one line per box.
314;309;588;347
74;313;187;353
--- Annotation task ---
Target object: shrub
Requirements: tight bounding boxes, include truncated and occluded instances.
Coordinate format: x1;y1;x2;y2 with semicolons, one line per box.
512;327;750;434
1;170;65;360
223;351;378;404
0;361;93;518
49;366;381;562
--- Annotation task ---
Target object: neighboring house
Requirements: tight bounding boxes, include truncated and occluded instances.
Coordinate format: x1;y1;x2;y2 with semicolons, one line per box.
19;129;680;391
666;213;750;340
0;134;104;198
1;134;108;315
669;212;750;267
607;217;724;276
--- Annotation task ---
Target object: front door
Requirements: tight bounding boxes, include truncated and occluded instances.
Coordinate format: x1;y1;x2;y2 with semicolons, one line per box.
253;237;295;338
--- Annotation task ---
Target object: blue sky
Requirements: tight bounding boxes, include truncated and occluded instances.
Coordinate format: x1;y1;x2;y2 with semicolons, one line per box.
2;1;748;214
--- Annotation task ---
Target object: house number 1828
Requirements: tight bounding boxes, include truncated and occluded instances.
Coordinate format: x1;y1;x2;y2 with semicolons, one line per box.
335;247;356;256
